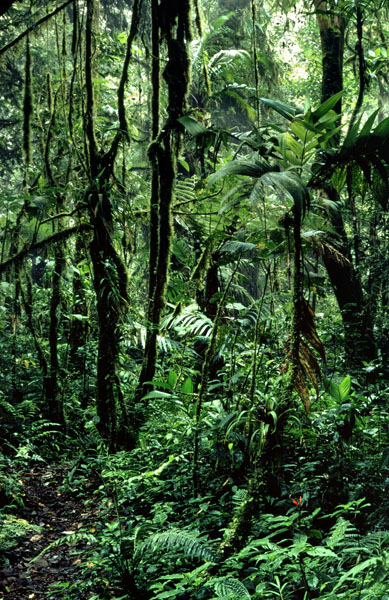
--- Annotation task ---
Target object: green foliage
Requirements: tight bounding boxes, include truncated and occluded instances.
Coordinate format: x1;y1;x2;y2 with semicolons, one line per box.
0;1;388;599
137;528;216;562
0;514;42;559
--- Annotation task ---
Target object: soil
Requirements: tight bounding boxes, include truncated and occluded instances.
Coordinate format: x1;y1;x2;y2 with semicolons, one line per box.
0;463;102;599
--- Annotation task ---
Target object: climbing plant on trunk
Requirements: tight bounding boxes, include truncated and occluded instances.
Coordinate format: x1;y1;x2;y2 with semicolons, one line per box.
84;0;139;449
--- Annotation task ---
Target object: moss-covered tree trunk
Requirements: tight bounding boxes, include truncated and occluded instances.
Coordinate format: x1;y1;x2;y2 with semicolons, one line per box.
84;0;130;449
134;2;192;415
315;0;345;120
68;235;89;371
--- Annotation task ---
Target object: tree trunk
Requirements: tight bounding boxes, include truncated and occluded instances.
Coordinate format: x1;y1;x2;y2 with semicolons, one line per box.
84;0;130;449
314;0;377;363
45;242;65;425
68;234;89;407
134;2;192;418
315;0;345;120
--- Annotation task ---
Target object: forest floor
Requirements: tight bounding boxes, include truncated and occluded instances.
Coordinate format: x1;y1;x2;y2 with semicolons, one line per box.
0;463;102;599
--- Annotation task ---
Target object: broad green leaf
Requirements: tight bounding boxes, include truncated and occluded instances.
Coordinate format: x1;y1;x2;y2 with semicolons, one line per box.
290;119;316;143
71;314;89;321
359;108;380;137
223;89;256;121
302;230;325;239
213;12;234;29
283;149;303;166
334;557;378;591
306;546;338;558
284;132;304;159
261;171;310;215
168;370;178;389
339;376;351;402
269;410;277;433
304;138;319;153
373;116;389;137
209;159;275;184
177;116;207;137
260;97;301;121
215;578;251;599
221;240;256;254
178;157;190;172
208;49;250;69
324;377;341;402
343;115;363;148
142;390;173;400
317;111;340;125
181;377;194;394
318;125;343;145
312;91;343;119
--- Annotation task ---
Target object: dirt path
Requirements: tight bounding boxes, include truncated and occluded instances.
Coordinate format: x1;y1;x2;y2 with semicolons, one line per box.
0;463;100;599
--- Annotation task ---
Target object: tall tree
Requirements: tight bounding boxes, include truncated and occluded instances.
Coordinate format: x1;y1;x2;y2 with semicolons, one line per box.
313;0;377;363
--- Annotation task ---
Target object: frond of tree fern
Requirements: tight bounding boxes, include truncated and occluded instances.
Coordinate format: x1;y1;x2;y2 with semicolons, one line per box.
136;528;216;563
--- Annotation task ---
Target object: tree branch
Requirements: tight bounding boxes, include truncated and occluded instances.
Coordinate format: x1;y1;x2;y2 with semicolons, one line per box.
0;0;74;57
0;223;92;274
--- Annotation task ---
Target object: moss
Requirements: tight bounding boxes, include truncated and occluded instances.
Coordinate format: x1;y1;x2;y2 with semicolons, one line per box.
22;35;33;177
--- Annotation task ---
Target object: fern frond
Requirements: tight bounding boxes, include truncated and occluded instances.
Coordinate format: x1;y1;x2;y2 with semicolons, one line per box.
30;532;98;563
136;528;216;562
172;305;213;338
175;177;196;203
326;518;359;550
360;530;389;553
213;577;251;599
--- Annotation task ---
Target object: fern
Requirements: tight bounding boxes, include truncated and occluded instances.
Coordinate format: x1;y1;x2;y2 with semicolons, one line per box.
213;577;251;599
0;515;42;552
360;530;389;554
175;176;196;204
30;531;98;562
326;517;360;552
136;528;216;563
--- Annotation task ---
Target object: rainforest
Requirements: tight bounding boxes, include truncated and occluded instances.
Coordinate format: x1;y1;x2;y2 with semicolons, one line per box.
0;1;389;598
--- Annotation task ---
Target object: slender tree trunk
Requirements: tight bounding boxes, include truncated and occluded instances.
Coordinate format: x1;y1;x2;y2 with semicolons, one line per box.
45;243;65;425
